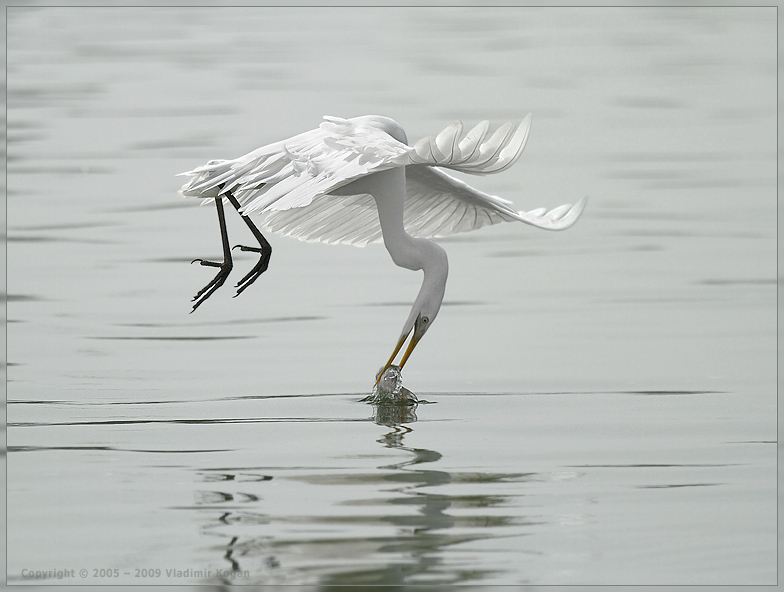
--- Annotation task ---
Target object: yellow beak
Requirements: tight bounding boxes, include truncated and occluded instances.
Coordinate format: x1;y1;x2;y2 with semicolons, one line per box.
375;328;420;385
398;331;422;370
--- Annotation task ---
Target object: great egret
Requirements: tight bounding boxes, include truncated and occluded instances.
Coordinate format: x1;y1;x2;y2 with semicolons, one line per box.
179;115;586;379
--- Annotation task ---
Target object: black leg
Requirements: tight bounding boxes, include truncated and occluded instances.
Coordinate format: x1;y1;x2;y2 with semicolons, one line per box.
190;197;233;312
223;190;272;297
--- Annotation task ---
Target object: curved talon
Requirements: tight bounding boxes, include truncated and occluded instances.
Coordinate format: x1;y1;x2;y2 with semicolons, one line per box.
192;258;222;268
232;244;263;253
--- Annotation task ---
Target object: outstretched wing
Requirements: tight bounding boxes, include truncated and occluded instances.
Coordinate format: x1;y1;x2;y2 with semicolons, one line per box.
178;115;531;212
178;116;411;214
260;166;514;246
180;115;585;245
404;166;587;236
260;164;586;246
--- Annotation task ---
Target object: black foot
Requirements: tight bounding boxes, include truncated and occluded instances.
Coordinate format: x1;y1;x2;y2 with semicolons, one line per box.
233;244;262;254
219;190;272;298
191;258;233;312
231;245;271;297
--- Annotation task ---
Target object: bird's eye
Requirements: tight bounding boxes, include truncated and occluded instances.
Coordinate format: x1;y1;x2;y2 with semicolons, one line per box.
421;317;429;324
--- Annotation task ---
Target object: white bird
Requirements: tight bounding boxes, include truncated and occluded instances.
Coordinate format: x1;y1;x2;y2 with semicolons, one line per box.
178;115;587;380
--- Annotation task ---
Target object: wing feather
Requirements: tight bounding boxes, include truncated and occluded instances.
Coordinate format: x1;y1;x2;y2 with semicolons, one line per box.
402;165;587;237
406;114;532;175
179;116;411;215
261;192;383;247
259;164;585;246
180;114;585;247
455;120;490;164
435;121;463;161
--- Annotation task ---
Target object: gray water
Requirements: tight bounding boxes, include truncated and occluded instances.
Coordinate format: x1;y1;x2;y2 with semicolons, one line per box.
6;6;777;587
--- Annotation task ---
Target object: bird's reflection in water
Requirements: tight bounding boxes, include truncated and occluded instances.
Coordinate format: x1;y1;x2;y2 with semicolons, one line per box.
372;402;418;432
191;395;521;587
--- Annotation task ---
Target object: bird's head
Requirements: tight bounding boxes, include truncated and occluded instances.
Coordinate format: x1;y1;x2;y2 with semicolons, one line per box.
400;294;441;348
375;309;439;387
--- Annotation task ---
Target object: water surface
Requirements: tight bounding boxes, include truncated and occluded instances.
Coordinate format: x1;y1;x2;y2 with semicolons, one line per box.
6;6;777;586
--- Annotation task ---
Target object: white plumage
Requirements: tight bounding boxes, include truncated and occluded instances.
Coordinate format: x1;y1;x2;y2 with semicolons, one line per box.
179;114;587;247
179;115;587;381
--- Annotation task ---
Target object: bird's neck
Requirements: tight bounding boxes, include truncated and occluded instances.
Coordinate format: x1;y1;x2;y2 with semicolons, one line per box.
372;169;443;274
373;168;448;290
370;167;449;339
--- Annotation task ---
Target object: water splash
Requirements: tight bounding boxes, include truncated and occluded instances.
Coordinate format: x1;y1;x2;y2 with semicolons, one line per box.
361;365;418;406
